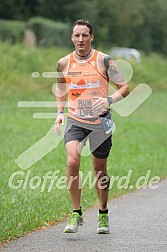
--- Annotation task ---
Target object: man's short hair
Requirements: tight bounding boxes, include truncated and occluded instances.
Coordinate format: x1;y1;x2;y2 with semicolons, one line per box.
71;19;93;35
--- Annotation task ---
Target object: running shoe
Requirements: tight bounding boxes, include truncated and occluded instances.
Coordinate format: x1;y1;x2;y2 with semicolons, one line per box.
97;213;110;234
64;212;84;233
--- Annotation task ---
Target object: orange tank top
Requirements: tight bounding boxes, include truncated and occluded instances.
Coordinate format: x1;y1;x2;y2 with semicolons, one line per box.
65;50;109;124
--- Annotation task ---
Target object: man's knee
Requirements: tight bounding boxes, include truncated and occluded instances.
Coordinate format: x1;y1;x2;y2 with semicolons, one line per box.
67;156;80;170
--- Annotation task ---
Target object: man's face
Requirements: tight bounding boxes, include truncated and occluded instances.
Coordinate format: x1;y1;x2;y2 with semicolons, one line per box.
71;25;94;52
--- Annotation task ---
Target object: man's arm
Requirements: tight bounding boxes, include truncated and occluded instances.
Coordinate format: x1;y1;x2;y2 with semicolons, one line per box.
56;60;66;113
92;54;129;114
55;59;67;135
104;55;129;103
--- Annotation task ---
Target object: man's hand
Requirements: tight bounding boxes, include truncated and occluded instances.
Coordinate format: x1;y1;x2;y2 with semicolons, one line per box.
54;114;65;136
92;97;109;115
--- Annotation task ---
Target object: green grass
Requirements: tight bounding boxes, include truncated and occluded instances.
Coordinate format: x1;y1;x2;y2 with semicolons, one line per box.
0;42;167;243
131;52;167;90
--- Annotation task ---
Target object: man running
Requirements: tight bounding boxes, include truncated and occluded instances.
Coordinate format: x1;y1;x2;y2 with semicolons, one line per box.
55;19;129;234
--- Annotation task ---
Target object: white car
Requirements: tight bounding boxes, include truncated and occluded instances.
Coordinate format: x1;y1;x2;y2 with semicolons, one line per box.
110;47;141;63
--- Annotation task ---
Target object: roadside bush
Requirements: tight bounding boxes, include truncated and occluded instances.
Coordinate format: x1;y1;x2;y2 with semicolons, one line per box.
27;17;71;48
0;19;25;43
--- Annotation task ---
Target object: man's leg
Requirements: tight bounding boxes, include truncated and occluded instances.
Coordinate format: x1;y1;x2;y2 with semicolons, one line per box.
64;140;84;233
92;156;110;234
65;140;82;210
92;156;110;211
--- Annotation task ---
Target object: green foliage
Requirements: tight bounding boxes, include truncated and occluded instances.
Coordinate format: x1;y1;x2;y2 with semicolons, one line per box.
0;19;25;43
0;42;70;99
0;0;38;20
27;17;71;48
1;0;167;55
131;52;167;91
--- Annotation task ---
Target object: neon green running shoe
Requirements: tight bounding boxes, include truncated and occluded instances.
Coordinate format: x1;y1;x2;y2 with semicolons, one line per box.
97;213;110;234
64;212;84;233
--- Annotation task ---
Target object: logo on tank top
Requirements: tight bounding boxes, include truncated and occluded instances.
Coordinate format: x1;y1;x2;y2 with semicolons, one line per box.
77;99;94;117
71;63;76;68
72;92;81;98
69;80;100;89
89;60;96;68
68;71;82;76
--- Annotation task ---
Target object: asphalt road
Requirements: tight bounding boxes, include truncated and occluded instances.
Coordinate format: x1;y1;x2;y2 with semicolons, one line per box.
1;179;167;252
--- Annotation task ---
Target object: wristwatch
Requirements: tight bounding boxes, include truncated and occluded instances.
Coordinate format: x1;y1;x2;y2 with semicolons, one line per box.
107;96;113;106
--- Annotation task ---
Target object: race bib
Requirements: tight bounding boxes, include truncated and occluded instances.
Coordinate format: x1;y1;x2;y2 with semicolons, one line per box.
101;117;114;134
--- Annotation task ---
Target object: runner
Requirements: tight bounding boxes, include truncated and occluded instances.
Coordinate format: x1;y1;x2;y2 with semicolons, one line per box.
55;19;129;234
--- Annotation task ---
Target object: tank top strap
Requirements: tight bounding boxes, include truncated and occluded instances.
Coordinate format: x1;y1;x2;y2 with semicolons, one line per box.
69;52;76;63
89;49;98;61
